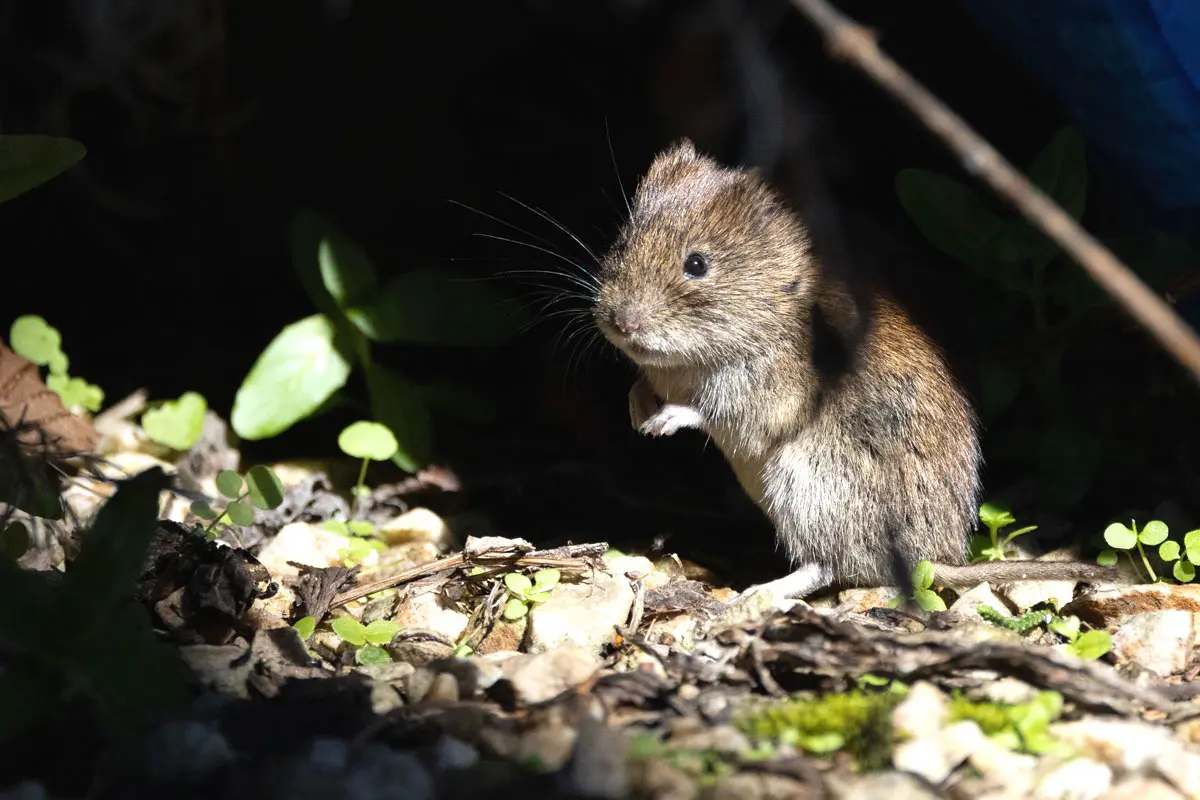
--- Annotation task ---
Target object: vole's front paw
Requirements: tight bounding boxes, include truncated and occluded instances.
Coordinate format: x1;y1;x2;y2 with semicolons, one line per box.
639;404;704;437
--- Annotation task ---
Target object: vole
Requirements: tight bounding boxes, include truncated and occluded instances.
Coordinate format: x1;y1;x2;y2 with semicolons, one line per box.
593;139;1119;599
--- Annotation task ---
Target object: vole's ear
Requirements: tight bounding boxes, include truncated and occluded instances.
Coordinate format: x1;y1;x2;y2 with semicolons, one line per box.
667;138;698;162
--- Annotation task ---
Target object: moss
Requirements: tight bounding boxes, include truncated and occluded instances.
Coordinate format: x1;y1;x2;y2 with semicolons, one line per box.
734;686;906;771
948;690;1070;756
977;605;1051;634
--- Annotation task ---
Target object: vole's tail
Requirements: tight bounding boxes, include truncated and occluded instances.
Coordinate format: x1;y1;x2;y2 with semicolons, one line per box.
931;560;1122;588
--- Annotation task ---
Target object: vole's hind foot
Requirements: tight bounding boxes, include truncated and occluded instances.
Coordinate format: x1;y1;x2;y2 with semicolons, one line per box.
739;562;835;601
629;376;704;436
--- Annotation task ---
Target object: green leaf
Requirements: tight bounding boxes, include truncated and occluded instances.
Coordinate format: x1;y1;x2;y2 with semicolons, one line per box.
140;391;207;451
914;588;946;612
1189;549;1200;567
452;644;473;658
895;169;1005;269
190;500;217;521
1028;128;1088;222
216;470;244;499
337;421;399;461
0;135;86;205
504;572;533;597
344;267;524;346
1096;549;1118;567
1160;540;1181;562
318;231;378;310
0;522;29;560
1047;615;1080;642
231;314;355;440
362;620;401;645
246;465;285;510
289;211;347;321
46;374;103;412
1003;525;1038;544
797;733;845;754
355;644;392;666
347;520;375;536
1184;530;1200;551
1103;523;1137;551
9;315;61;365
47;351;67;376
225;501;254;526
1139;520;1169;546
1066;630;1112;660
531;568;561;592
292;616;316;641
364;364;431;473
1174;560;1196;582
331;616;368;646
502;597;530;620
911;561;936;590
322;519;349;535
998;128;1088;270
978;502;1016;532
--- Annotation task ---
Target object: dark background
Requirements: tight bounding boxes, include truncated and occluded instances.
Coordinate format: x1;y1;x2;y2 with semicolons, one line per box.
1;0;1196;586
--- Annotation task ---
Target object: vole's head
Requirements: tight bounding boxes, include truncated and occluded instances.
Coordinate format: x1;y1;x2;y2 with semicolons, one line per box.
594;139;815;369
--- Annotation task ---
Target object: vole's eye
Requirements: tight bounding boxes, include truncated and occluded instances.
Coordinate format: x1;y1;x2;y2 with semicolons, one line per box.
683;252;709;279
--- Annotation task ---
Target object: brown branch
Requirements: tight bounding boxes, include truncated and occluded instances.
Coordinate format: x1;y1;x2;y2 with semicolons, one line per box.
788;0;1200;387
329;541;609;608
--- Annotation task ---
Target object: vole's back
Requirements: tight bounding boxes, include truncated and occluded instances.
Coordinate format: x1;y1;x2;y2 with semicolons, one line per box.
762;292;980;586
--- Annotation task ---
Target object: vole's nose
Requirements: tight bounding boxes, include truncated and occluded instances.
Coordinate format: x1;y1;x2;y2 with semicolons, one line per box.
611;307;644;335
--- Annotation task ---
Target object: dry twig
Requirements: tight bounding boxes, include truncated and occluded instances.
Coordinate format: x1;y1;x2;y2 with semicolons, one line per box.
788;0;1200;386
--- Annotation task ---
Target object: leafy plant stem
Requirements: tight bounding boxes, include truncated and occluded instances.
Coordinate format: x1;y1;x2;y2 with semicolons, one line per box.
353;457;369;518
203;490;246;537
1135;541;1157;583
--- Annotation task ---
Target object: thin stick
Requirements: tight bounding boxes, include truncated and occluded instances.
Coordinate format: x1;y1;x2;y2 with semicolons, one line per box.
788;0;1200;386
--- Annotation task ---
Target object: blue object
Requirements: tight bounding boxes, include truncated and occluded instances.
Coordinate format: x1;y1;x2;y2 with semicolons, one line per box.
957;0;1200;214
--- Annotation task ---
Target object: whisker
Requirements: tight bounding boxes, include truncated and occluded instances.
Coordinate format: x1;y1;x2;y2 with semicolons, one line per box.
474;233;599;291
605;116;633;219
497;192;601;267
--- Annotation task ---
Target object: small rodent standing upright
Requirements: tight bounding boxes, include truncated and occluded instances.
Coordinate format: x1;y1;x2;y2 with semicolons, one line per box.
593;140;1118;599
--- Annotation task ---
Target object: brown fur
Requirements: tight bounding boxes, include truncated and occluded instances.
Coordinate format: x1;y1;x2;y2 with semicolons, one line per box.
594;140;1117;594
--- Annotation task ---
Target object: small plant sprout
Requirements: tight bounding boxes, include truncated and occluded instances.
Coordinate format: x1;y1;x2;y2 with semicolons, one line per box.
1097;519;1184;583
972;502;1038;562
502;568;562;620
9;315;104;412
1136;527;1200;583
190;466;285;538
909;561;947;612
337;420;398;514
331;616;400;666
141;391;208;451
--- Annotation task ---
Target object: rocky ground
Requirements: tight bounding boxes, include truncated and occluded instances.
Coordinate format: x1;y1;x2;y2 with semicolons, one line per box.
5;407;1200;800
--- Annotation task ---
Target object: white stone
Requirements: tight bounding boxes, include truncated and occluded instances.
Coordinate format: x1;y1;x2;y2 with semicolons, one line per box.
379;507;453;549
1110;610;1195;677
1003;580;1079;614
393;588;469;644
494;644;599;705
527;569;635;656
892;681;948;739
255;521;364;579
1034;758;1112;800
